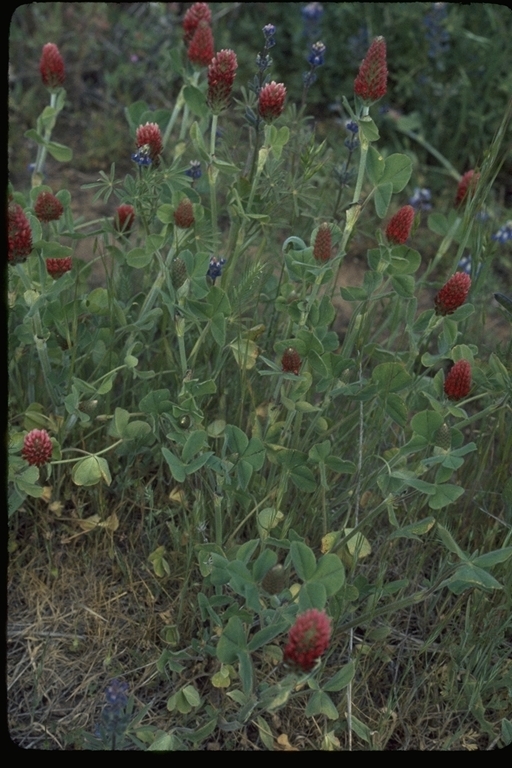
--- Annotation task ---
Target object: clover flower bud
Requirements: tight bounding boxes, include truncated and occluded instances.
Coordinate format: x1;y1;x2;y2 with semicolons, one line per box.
187;20;214;67
434;272;471;316
135;122;163;164
444;360;471;401
207;49;238;114
40;43;65;89
46;257;72;279
183;2;212;45
284;609;332;672
258;81;286;122
34;191;64;223
354;36;387;103
454;170;479;208
174;198;195;229
114;204;136;234
8;202;33;265
281;347;301;376
385;205;415;245
21;429;53;467
313;223;332;262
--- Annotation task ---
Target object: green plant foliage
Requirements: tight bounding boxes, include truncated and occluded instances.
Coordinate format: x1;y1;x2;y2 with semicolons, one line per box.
8;2;511;752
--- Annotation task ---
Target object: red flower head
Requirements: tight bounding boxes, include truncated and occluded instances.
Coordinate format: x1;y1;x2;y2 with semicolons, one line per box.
258;81;287;122
21;429;53;467
444;360;472;401
207;49;238;114
385;205;415;245
174;198;195;229
183;2;212;45
313;222;332;262
434;272;471;316
354;36;387;103
136;122;163;163
40;43;65;89
187;20;214;67
34;191;64;223
281;347;301;376
8;202;33;265
455;170;480;208
284;609;332;672
46;257;72;279
114;204;136;234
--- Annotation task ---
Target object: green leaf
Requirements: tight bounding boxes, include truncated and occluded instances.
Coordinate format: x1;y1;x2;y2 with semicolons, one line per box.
253;549;278;582
372;362;412;393
255;716;275;751
217;617;247;663
366;145;385;186
428;212;450;236
323;661;355;692
310;553;345;596
72;455;111;486
298;581;327;610
428;483;464;510
437;524;467;560
290;541;317;581
391;274;416;298
247;620;289;652
126;247;153;269
46;140;73;162
379;153;412;192
325;456;356;474
161;448;186;483
388;246;421;275
349;715;372;744
411;410;444;440
182;430;207;463
383;393;407;427
305;691;339;720
388;517;436;541
358;117;379;143
501;719;512;747
471;546;512;569
139;389;172;415
446;564;503;595
374;182;393;218
183;84;208;117
182;684;201;707
340;285;367;301
237;650;253;695
257;507;283;539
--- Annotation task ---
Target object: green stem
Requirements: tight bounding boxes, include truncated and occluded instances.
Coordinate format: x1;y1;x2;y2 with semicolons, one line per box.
33;92;57;182
163;86;186;149
51;439;124;464
209;114;219;248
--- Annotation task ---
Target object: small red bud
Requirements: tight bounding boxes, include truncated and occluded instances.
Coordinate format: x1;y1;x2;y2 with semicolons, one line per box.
281;347;301;376
385;205;415;245
434;272;471;316
444;360;472;401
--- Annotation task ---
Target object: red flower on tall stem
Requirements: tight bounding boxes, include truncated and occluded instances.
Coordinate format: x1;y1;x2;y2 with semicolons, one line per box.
207;49;238;114
40;43;65;88
354;36;387;103
187;20;214;67
258;82;286;122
